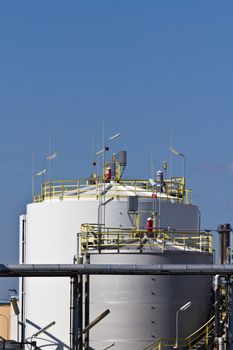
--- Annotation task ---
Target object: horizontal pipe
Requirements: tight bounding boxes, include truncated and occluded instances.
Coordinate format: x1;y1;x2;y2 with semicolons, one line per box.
0;264;233;276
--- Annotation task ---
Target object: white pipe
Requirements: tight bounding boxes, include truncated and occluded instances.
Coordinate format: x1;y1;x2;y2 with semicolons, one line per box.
218;337;224;350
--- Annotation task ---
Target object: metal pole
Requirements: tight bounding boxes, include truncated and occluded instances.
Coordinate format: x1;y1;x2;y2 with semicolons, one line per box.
218;224;224;265
228;277;233;350
174;309;180;348
70;277;74;350
97;203;103;253
214;275;221;338
41;158;46;194
182;154;186;183
72;275;83;350
97;198;114;253
82;309;110;334
77;273;83;350
218;337;224;350
32;152;35;199
84;254;90;350
20;215;26;347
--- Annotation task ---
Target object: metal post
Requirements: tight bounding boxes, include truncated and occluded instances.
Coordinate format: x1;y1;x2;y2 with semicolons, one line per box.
71;258;83;350
228;276;233;349
97;197;114;253
218;337;224;350
70;277;74;350
97;203;103;253
20;215;26;348
214;275;221;339
174;308;180;348
174;302;191;349
218;225;224;265
84;254;90;350
82;309;110;334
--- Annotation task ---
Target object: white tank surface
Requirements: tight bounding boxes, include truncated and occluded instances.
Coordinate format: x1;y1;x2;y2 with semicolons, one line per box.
19;176;212;350
88;252;212;350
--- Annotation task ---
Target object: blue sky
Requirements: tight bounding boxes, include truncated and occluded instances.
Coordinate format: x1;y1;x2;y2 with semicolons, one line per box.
0;1;233;297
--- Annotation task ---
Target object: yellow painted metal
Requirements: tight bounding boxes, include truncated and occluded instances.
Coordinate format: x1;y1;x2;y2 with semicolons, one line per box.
79;224;213;255
33;177;192;204
143;337;188;350
142;314;215;350
115;163;121;181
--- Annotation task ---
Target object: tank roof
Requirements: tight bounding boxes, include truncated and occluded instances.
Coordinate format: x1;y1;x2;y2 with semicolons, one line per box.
33;177;192;204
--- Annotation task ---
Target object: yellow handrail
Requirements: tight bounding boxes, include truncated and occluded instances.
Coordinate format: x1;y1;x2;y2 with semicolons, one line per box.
143;314;216;350
79;224;212;255
33;177;192;204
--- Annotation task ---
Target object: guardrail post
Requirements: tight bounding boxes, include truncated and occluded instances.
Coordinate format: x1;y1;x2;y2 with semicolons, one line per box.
205;324;209;346
62;181;64;199
139;235;142;253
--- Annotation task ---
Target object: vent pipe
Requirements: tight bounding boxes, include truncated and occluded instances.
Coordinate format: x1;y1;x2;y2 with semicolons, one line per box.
218;224;232;265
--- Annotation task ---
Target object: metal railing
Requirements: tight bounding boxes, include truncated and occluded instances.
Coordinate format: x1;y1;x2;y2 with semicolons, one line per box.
33;177;192;204
144;301;229;350
79;225;212;255
143;315;215;349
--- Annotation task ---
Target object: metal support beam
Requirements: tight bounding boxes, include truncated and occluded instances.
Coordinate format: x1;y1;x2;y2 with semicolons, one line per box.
1;264;233;276
214;275;221;338
82;309;110;334
84;255;90;350
229;277;233;349
71;275;83;350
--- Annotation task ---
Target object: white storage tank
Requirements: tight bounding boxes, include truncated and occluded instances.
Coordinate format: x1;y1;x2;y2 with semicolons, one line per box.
18;177;212;350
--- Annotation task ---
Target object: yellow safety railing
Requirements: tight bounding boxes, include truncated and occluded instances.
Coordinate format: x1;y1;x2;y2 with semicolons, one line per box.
145;301;228;350
79;225;212;255
143;337;188;350
33;177;192;204
143;315;215;350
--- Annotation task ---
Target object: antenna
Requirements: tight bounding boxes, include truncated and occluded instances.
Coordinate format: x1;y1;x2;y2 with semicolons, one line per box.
150;149;154;179
170;130;173;179
32;152;35;198
48;129;53;182
92;130;96;172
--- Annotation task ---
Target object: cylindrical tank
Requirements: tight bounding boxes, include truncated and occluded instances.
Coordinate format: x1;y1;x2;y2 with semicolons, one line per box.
19;182;211;350
88;252;212;350
156;170;164;183
117;151;127;166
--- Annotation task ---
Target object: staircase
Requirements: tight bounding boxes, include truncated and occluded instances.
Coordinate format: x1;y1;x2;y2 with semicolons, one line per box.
143;315;216;350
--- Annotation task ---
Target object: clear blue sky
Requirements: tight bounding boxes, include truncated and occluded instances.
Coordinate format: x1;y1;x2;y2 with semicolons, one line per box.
0;1;232;297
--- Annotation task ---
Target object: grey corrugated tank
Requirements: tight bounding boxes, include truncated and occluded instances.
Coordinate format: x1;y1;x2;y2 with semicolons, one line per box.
88;251;212;350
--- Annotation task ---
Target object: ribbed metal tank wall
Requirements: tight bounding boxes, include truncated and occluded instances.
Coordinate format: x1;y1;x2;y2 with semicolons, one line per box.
89;252;212;350
21;198;204;350
23;200;131;349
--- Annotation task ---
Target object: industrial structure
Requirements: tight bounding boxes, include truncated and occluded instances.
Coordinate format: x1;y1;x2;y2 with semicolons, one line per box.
3;144;229;350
